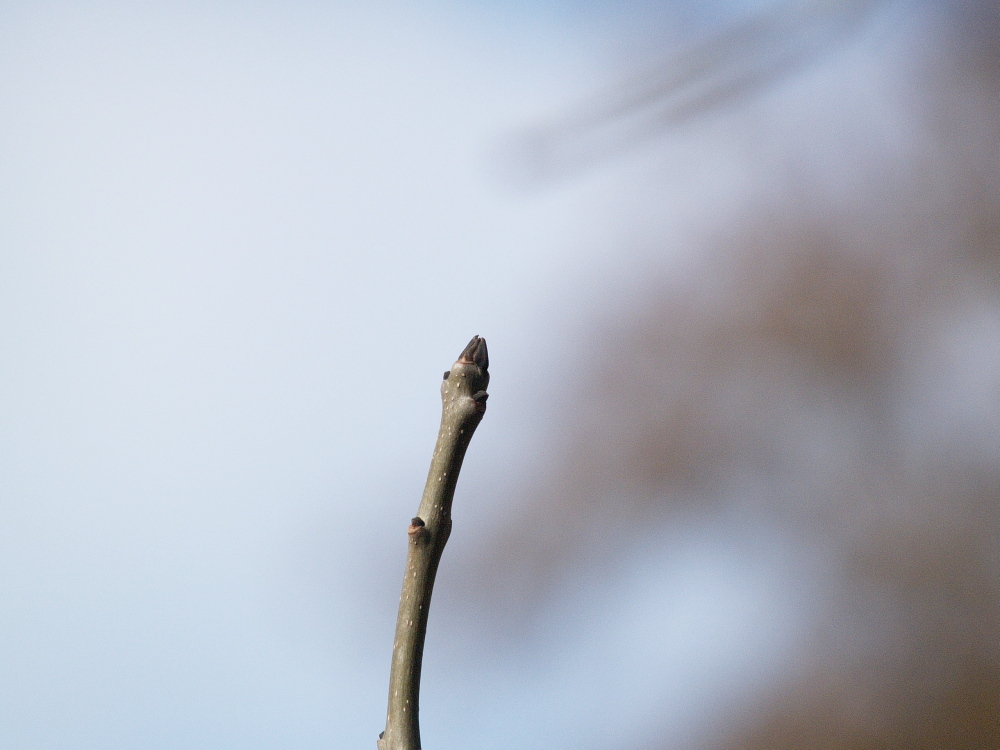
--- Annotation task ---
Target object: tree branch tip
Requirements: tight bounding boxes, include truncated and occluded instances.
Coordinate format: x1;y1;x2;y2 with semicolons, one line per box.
458;335;489;371
381;334;490;750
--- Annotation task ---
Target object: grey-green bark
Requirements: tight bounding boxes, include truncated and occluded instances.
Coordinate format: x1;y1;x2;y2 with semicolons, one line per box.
378;336;490;750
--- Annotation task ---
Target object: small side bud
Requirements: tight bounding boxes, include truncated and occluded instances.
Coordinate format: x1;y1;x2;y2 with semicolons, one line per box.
472;390;489;403
408;516;430;544
443;370;450;380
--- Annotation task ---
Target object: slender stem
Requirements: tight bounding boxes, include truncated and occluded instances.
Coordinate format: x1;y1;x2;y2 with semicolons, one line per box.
378;336;490;750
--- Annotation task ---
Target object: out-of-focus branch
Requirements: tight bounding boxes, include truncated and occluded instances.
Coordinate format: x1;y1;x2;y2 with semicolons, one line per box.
378;336;490;750
506;0;884;183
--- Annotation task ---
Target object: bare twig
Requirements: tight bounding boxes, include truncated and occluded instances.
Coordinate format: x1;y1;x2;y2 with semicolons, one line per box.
378;336;490;750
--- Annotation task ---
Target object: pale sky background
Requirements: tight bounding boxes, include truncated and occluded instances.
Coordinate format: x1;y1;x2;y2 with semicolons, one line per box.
0;1;916;748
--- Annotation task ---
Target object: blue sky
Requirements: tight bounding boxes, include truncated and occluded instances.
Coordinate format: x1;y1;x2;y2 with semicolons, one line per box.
0;3;655;747
0;1;890;747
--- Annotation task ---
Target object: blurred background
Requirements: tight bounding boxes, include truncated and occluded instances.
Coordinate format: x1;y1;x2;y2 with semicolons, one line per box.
1;0;998;748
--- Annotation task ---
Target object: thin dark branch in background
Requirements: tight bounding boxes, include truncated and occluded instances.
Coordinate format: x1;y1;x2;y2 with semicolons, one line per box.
507;0;884;182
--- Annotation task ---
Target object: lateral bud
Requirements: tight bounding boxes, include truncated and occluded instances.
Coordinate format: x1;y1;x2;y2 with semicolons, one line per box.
407;517;430;545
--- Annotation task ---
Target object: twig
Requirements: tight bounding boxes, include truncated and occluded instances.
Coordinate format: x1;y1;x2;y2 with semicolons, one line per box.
378;336;490;750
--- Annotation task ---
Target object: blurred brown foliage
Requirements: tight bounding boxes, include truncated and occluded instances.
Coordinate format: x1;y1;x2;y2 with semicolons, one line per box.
462;1;1000;747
